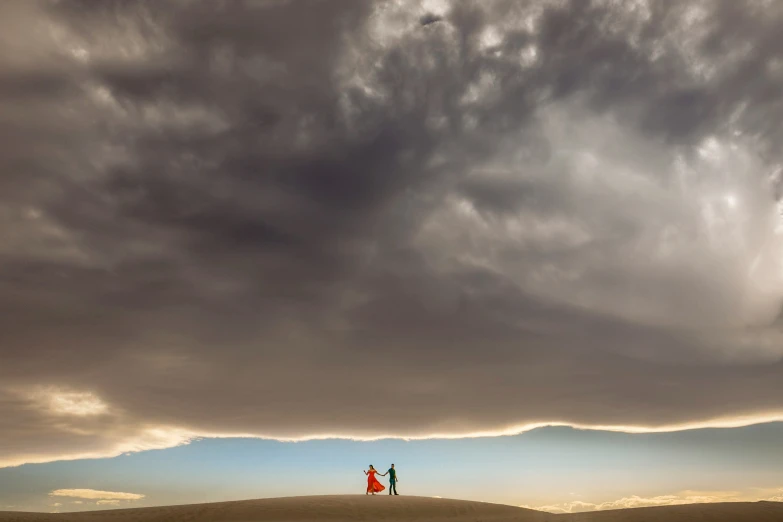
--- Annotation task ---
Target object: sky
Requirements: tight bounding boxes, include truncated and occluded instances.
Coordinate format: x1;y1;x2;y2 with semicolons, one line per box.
1;0;783;514
2;425;783;513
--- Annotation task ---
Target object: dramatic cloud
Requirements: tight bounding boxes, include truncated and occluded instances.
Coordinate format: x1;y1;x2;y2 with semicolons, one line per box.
1;0;783;466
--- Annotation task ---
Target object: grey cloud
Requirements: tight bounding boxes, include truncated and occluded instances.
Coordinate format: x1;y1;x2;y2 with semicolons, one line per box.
1;0;783;466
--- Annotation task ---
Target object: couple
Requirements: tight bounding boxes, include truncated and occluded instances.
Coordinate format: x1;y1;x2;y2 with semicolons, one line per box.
364;464;398;495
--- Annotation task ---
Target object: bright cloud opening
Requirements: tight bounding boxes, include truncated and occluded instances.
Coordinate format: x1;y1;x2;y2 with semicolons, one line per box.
31;389;108;416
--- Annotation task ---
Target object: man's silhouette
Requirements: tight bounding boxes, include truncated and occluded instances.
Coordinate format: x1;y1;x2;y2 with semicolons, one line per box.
382;464;399;495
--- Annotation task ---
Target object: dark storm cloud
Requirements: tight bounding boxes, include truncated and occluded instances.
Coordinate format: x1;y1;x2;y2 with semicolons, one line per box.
1;0;783;466
420;13;443;26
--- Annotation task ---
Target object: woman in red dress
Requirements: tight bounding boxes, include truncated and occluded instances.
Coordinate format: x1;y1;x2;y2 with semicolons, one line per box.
364;465;385;495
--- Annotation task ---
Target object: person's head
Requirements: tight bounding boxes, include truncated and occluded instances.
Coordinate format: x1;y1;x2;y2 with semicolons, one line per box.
391;464;395;468
369;465;374;470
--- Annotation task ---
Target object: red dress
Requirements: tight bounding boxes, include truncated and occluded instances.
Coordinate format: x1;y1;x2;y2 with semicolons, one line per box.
366;469;385;494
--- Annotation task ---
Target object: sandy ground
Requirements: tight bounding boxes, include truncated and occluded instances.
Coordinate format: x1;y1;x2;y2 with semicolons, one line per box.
0;495;781;522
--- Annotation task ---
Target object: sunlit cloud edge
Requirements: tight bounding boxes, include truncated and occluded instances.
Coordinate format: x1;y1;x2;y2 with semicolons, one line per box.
4;411;783;469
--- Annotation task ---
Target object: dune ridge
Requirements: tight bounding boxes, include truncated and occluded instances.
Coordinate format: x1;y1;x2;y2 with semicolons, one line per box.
1;495;782;522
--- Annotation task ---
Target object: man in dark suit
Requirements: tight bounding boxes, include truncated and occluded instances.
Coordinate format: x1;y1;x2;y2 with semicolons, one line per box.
382;464;399;495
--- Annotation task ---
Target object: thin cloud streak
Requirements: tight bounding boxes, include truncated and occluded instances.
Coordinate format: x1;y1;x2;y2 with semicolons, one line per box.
50;489;145;501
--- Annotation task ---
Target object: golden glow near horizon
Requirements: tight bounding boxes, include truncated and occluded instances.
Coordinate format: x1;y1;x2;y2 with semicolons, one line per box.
523;488;783;513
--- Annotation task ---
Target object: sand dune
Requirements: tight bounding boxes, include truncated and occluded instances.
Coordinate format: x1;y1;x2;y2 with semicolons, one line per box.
0;495;781;522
